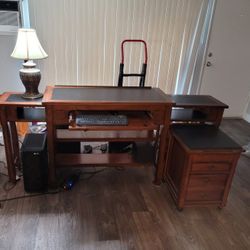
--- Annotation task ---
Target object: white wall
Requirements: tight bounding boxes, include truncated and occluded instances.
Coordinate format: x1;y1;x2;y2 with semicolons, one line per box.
200;0;250;118
0;34;24;93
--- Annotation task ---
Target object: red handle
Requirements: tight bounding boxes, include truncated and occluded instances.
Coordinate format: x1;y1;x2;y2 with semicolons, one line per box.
121;39;148;64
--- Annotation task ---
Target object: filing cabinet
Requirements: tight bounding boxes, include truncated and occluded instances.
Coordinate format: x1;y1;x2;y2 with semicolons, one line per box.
165;125;242;210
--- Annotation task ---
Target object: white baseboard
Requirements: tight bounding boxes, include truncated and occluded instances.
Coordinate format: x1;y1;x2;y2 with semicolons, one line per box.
243;113;250;123
243;93;250;123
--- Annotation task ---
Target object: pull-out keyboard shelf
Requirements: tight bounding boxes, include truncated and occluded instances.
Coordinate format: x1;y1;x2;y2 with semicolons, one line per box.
69;111;158;131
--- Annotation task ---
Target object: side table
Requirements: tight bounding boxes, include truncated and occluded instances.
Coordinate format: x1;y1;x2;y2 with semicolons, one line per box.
0;93;45;183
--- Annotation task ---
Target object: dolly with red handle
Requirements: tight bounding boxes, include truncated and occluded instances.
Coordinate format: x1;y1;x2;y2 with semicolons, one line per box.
118;39;148;87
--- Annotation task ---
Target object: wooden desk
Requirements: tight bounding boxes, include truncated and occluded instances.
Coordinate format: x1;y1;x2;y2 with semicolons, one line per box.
0;93;45;183
0;89;229;188
42;86;173;186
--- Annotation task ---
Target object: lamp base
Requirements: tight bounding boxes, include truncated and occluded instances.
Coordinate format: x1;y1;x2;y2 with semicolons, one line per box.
21;92;43;99
19;61;43;100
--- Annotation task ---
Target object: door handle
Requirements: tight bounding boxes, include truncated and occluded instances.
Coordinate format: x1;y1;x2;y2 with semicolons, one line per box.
206;61;212;67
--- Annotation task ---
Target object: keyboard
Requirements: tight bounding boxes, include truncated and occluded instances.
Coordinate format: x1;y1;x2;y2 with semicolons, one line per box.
75;114;128;126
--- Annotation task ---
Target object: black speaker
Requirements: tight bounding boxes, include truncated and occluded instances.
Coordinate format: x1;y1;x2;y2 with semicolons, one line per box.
21;133;48;192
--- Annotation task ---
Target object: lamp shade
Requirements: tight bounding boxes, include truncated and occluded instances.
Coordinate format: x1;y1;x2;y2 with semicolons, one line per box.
11;28;48;60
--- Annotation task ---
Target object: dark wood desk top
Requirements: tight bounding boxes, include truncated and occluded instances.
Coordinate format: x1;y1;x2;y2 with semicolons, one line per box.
172;95;228;108
0;88;228;114
0;92;42;106
42;86;173;105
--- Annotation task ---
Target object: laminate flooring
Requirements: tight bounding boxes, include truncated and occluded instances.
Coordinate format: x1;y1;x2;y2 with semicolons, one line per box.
0;119;249;250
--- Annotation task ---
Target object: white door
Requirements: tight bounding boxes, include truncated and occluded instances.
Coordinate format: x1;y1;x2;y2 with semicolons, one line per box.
199;0;250;118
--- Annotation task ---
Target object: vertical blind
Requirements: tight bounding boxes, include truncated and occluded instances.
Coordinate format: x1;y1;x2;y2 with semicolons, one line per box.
28;0;206;93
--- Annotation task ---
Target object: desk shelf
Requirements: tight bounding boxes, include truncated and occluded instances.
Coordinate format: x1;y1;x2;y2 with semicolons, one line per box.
56;153;142;167
56;129;155;142
170;95;228;127
16;107;46;121
171;108;207;123
4;106;46;122
55;142;154;168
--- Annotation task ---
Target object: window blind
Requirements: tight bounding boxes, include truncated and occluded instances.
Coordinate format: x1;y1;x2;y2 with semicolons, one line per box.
28;0;207;93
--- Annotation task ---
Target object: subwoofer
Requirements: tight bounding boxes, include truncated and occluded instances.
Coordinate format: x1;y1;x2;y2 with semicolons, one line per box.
21;133;48;192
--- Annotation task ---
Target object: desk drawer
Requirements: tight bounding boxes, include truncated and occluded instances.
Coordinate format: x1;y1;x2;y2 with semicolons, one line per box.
191;162;231;173
186;174;227;201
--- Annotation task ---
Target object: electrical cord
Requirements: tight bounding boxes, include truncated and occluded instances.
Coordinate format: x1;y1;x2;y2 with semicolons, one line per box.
79;168;108;181
3;181;17;192
0;160;8;178
0;189;62;208
79;166;125;181
0;160;16;192
0;172;8;177
0;167;113;206
0;166;126;208
0;160;6;167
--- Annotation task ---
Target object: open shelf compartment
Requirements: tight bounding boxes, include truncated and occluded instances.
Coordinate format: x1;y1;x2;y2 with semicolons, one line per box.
171;108;207;123
55;142;155;168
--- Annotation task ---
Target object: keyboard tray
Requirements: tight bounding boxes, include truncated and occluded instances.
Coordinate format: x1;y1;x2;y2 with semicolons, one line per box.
68;111;158;131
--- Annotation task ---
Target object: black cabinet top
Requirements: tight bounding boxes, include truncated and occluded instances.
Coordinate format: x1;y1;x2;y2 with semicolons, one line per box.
172;125;242;150
172;95;228;108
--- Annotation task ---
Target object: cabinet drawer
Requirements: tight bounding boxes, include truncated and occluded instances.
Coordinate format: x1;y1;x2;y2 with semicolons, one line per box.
188;174;228;188
186;189;224;201
191;162;231;172
193;153;235;163
186;174;227;201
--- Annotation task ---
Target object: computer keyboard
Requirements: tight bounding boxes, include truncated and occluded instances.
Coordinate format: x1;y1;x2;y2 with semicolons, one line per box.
75;114;128;126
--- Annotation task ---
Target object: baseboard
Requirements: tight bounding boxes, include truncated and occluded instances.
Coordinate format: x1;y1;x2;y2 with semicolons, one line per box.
223;116;250;123
243;114;250;123
222;116;242;120
243;92;250;123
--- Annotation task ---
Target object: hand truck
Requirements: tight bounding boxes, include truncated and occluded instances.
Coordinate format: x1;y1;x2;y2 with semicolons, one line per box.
118;39;148;87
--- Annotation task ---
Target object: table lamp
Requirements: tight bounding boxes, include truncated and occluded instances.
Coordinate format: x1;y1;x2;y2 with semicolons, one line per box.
11;28;48;99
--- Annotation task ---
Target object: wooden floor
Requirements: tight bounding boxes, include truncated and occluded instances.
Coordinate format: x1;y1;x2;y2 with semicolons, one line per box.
0;119;249;250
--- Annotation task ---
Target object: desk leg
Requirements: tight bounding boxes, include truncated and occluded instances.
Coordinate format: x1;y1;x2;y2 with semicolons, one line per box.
154;125;168;185
0;109;16;183
10;121;21;170
46;106;56;187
